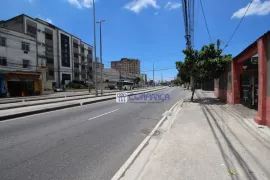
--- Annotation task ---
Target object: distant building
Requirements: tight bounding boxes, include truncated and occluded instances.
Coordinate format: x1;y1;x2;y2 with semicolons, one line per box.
138;73;147;87
103;68;120;87
92;59;104;83
111;58;140;75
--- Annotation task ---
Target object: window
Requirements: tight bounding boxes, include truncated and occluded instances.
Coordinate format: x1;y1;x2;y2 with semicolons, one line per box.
48;70;54;76
46;45;53;52
23;60;30;68
47;57;54;64
0;57;7;66
27;25;37;35
88;49;92;54
81;65;85;70
73;43;78;48
74;62;79;68
0;37;6;46
74;53;78;58
75;73;79;78
22;42;30;51
82;74;86;79
81;47;84;53
81;56;85;62
45;33;53;40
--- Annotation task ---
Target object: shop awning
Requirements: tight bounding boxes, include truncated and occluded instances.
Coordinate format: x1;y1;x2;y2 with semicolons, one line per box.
7;72;41;80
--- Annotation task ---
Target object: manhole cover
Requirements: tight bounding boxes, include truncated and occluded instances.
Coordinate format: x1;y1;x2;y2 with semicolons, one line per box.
140;128;160;136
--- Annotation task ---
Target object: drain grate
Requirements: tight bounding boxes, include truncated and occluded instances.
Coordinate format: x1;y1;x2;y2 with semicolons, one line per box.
140;128;160;136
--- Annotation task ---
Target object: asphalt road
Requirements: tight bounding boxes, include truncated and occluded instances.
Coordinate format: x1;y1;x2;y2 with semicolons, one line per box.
0;87;188;180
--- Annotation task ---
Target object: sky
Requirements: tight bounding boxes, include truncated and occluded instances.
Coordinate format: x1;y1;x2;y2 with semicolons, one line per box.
0;0;269;81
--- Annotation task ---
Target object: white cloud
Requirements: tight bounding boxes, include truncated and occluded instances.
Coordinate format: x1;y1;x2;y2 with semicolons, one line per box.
124;0;160;14
45;18;53;24
67;0;82;8
165;1;182;10
232;0;270;18
38;15;53;24
67;0;96;9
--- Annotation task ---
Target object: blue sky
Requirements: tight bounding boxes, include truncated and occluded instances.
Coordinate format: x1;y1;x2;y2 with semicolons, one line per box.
0;0;269;81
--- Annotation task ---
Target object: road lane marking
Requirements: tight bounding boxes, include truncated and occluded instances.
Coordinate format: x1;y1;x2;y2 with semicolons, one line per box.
88;109;119;121
0;88;166;123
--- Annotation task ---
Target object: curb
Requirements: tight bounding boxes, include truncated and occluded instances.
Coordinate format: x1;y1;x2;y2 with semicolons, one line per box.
0;88;158;111
0;103;81;121
0;93;115;111
111;99;184;180
0;88;166;121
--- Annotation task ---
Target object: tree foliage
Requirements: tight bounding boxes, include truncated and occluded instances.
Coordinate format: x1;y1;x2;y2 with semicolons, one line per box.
134;77;141;85
175;43;232;101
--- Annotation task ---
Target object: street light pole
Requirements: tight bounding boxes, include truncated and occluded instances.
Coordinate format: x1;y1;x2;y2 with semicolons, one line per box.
93;0;98;96
153;61;155;87
96;20;105;95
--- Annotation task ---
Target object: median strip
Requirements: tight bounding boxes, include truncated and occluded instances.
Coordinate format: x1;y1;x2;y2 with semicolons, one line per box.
0;87;167;121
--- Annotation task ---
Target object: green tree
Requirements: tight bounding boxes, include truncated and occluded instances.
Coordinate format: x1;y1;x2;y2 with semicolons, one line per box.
178;43;232;102
175;61;190;85
134;77;141;85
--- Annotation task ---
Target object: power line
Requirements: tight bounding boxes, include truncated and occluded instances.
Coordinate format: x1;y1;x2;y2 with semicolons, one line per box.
223;0;253;51
199;0;211;43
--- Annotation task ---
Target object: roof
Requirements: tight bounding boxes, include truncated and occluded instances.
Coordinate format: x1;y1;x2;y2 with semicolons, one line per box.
233;31;270;61
2;14;93;47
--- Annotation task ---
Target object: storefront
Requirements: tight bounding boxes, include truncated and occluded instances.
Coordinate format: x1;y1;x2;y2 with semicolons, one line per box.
239;57;258;110
214;31;270;127
0;73;7;97
230;31;270;127
6;72;41;97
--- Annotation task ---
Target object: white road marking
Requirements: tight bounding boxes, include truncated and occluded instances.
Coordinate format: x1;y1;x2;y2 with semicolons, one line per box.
0;88;166;123
88;109;119;120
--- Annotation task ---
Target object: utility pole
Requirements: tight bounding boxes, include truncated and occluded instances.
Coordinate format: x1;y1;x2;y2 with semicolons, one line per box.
153;62;155;87
93;0;98;96
217;39;221;50
96;20;105;95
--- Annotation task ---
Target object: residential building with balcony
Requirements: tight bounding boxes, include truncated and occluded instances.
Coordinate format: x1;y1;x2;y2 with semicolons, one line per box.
1;14;93;94
0;27;40;97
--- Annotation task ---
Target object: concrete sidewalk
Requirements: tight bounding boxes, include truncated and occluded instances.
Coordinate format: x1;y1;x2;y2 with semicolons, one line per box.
118;90;270;180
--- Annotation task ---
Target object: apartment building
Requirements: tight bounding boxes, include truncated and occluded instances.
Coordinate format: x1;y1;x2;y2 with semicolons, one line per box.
111;58;140;75
1;14;93;95
0;28;40;97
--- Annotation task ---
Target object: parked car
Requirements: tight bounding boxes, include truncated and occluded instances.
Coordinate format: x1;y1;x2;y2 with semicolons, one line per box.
54;87;64;92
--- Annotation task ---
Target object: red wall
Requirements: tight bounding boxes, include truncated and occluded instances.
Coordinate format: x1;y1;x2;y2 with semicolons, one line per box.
266;97;270;127
227;90;233;104
214;88;232;103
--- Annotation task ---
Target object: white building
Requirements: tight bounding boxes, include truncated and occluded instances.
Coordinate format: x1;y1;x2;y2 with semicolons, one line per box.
0;27;40;97
1;14;93;94
103;68;120;84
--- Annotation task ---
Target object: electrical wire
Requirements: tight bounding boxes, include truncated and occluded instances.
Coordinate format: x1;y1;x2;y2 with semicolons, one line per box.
222;0;253;51
200;0;211;43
